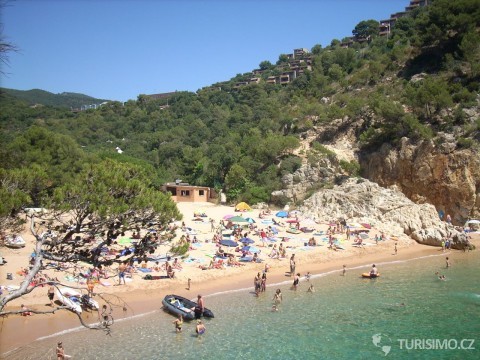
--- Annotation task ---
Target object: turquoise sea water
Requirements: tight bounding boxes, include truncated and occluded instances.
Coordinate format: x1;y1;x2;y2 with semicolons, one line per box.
4;251;480;360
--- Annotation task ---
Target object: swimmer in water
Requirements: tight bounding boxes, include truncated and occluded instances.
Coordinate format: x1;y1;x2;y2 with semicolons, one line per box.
272;304;278;312
307;284;315;293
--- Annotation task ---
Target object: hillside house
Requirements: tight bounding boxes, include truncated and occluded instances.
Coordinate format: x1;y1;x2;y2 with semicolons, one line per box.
162;181;215;203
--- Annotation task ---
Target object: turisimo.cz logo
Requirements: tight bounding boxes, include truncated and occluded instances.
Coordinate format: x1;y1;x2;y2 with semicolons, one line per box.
372;333;392;356
372;334;476;356
397;338;475;350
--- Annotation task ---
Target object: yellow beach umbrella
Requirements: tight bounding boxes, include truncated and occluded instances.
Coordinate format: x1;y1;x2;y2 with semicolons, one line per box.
235;202;251;211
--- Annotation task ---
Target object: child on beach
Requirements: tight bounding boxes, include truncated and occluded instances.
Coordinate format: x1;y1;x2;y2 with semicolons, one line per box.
56;342;71;359
20;304;32;316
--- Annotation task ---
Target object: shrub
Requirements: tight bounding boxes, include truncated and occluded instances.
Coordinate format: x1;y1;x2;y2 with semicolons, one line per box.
170;242;189;256
457;137;474;149
339;159;361;176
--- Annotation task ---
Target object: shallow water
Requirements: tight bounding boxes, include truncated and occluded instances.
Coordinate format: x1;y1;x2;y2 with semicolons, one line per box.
4;251;480;360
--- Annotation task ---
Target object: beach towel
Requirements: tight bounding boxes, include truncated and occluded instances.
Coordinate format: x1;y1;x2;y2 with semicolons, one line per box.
137;268;152;273
100;280;112;286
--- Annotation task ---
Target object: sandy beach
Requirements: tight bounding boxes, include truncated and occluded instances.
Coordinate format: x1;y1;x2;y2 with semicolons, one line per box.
1;202;477;354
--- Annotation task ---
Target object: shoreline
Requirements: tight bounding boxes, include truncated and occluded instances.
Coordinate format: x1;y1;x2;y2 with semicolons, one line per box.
2;238;471;355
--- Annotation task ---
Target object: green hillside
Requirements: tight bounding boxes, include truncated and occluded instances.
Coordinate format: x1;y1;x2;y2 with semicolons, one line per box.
0;88;109;108
0;0;479;213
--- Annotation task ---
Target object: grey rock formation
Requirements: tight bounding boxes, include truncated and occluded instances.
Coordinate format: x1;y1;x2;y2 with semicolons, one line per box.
298;178;473;250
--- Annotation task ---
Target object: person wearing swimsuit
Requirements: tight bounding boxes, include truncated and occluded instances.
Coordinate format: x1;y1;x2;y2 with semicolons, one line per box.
292;273;300;290
173;314;183;333
196;320;206;335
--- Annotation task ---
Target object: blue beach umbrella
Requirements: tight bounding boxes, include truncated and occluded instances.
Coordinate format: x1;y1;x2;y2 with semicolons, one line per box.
276;211;288;218
245;217;256;223
241;245;260;253
220;239;238;247
240;237;255;244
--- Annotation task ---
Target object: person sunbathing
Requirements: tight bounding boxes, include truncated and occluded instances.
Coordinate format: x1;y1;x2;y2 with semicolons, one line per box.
354;237;363;245
166;264;175;279
21;304;32;316
153;261;161;272
227;255;243;266
172;258;183;270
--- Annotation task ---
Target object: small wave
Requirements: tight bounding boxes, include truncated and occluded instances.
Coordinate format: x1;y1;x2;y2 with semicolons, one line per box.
208;252;451;294
33;310;158;342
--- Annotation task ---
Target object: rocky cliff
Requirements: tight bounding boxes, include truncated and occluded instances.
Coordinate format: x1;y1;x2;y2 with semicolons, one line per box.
359;137;480;225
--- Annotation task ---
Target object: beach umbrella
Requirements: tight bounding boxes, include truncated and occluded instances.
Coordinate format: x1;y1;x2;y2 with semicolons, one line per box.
276;211;288;218
360;223;372;229
229;215;249;223
289;210;301;216
240;237;255;244
223;214;235;220
235;202;251;211
245;217;256;223
220;239;238;247
241;245;260;253
466;219;480;224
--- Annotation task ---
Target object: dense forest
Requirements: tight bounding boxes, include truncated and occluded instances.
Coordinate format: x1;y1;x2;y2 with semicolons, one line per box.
1;0;479;224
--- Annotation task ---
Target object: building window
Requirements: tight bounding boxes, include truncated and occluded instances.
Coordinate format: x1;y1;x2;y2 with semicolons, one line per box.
199;190;204;196
180;190;190;197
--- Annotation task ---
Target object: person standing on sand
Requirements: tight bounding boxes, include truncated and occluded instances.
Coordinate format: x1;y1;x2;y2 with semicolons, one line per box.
446;257;450;268
56;342;71;359
289;254;296;276
342;264;346;276
394;242;398;255
87;277;94;297
118;261;126;285
48;283;55;306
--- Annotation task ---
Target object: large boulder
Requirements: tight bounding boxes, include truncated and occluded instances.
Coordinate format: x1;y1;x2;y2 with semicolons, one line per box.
299;178;472;248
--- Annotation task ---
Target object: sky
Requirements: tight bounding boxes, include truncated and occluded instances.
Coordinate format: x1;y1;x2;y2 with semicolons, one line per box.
1;0;407;102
